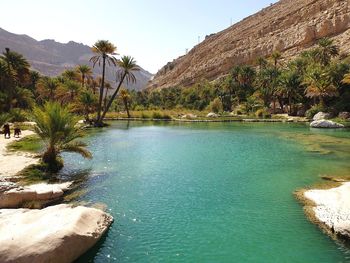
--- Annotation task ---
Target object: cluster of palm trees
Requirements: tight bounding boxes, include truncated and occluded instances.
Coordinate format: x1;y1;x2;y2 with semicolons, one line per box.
0;48;36;114
0;40;140;172
89;40;139;126
129;38;349;116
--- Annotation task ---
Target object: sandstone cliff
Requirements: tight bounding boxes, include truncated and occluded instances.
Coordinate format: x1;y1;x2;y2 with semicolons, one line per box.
149;0;350;89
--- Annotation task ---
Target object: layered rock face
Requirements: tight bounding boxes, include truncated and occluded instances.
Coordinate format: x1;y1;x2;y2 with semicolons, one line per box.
149;0;350;89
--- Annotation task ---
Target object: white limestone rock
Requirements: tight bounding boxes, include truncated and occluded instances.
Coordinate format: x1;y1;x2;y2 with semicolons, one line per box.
0;204;113;263
304;182;350;239
313;112;330;121
310;120;344;128
0;182;72;208
206;112;219;118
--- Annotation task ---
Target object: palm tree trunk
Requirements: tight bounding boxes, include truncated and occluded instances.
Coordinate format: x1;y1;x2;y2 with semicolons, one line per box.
100;72;127;122
104;88;108;110
288;95;292;115
124;99;130;118
96;56;106;125
278;97;284;113
82;74;85;87
319;96;325;108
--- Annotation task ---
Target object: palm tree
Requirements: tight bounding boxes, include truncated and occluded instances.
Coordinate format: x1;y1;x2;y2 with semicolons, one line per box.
37;77;60;101
256;57;267;71
255;67;280;108
271;51;282;69
1;48;30;78
100;56;139;122
76;65;92;87
103;82;112;110
230;65;255;104
0;48;30;109
76;91;97;123
32;102;92;172
62;69;77;81
65;80;81;101
29;71;40;91
90;40;118;125
0;59;12;90
304;67;338;107
278;71;302;114
342;73;350;84
315;38;339;66
120;88;131;118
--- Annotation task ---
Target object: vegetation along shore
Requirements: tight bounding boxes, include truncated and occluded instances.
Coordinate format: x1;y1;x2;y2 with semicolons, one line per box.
0;0;350;261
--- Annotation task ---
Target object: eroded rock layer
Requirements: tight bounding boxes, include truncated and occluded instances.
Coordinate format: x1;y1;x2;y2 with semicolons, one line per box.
149;0;350;89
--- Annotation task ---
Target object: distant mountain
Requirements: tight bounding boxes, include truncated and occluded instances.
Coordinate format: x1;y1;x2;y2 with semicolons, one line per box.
0;28;153;90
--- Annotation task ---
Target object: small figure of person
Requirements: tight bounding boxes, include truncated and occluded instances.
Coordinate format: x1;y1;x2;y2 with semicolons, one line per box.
14;127;21;138
3;123;10;139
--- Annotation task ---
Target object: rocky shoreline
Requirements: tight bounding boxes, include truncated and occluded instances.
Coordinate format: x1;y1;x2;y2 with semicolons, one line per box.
0;131;113;263
296;180;350;241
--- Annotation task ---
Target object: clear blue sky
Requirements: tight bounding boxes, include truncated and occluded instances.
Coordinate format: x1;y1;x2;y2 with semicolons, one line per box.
0;0;277;73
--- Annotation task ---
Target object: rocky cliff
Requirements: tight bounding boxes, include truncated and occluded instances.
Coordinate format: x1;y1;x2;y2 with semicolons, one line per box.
149;0;350;89
0;28;153;90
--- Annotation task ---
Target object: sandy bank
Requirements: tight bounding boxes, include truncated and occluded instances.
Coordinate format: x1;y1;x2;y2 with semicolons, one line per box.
303;182;350;239
0;130;39;179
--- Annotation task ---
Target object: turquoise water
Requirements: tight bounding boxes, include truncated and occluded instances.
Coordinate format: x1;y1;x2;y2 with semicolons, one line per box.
62;122;350;262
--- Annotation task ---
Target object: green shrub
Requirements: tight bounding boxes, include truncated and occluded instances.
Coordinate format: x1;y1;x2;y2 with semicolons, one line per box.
255;108;271;119
141;112;150;119
17;163;50;185
7;135;43;153
305;104;326;119
0;113;10;127
209;98;223;113
134;105;145;111
152;112;163;119
233;105;246;115
9;109;28;122
162;113;172;120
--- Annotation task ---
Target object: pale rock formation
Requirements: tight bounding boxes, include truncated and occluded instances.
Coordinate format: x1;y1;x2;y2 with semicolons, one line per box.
0;204;113;263
304;182;350;239
207;112;219;118
181;114;197;119
338;111;350;120
310;120;344;128
0;182;72;208
313;112;330;121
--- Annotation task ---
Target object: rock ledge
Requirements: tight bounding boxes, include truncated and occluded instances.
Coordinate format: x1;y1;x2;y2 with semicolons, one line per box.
0;204;113;263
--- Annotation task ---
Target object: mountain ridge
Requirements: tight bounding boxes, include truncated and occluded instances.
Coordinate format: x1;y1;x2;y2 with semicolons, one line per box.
0;28;153;90
148;0;350;89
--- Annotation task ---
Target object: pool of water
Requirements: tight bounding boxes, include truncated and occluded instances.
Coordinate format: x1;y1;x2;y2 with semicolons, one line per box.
62;122;350;262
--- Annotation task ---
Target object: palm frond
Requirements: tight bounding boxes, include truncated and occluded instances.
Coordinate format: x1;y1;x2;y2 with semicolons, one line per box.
62;141;92;159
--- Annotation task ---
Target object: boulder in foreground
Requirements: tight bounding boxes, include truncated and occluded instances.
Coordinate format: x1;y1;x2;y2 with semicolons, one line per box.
310;120;344;128
0;204;113;263
313;112;330;121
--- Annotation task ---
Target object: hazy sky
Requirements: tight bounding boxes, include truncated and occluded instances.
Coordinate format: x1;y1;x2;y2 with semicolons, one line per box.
0;0;277;73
